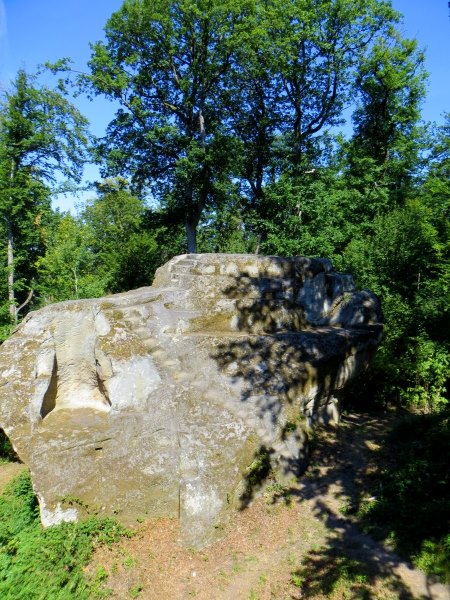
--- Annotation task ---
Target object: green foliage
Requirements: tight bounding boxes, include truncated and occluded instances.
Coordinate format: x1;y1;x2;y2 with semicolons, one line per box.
85;0;252;251
0;430;18;463
197;195;256;254
34;179;185;304
0;2;446;592
245;447;273;489
36;213;108;303
73;0;403;251
0;472;130;599
81;185;164;292
342;199;449;411
239;446;274;508
349;34;426;193
360;412;450;582
398;339;449;412
0;307;13;342
244;166;363;259
0;68;90;326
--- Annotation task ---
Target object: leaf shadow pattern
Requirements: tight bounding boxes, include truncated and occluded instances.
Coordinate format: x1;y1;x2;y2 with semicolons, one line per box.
204;259;442;597
209;263;381;510
291;540;419;600
288;413;447;599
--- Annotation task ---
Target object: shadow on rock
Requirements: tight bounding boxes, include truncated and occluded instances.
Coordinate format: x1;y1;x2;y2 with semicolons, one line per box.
209;262;381;511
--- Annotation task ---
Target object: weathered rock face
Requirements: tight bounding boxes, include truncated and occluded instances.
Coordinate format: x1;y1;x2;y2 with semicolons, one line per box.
0;254;382;546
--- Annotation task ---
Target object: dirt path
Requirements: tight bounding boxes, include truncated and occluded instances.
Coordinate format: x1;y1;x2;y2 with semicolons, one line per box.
86;413;449;599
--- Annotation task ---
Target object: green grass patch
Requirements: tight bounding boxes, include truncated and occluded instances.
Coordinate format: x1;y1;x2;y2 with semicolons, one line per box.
239;445;273;508
0;471;131;599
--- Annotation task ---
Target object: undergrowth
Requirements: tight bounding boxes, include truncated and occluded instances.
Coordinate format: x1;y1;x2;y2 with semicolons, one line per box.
0;471;131;599
0;429;19;463
291;550;373;599
359;410;450;583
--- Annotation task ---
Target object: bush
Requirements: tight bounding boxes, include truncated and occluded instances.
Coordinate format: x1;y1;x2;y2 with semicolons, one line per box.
0;430;18;463
0;471;130;599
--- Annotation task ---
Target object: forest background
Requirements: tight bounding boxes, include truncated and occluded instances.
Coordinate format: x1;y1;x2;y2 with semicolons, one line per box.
0;0;449;587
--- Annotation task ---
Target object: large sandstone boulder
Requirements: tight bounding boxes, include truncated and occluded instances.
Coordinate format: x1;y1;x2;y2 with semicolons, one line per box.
0;254;382;546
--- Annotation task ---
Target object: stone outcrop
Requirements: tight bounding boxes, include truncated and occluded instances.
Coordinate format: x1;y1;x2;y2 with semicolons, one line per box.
0;254;382;546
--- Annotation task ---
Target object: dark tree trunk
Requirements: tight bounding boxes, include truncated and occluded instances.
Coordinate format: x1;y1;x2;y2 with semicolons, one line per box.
186;219;198;254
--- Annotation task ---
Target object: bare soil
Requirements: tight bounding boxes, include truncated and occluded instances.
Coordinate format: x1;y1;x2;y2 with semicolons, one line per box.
86;412;450;600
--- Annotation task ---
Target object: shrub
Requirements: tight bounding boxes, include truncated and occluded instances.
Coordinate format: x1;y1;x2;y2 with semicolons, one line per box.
0;471;130;599
0;429;18;463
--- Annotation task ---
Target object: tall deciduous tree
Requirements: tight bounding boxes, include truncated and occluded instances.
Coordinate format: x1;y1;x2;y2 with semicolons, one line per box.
227;0;399;200
86;0;247;253
84;0;400;252
345;33;427;216
0;70;90;323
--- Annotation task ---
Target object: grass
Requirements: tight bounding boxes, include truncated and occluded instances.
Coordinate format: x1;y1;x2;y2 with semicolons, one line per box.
122;553;138;569
0;471;131;599
129;583;143;598
264;482;292;506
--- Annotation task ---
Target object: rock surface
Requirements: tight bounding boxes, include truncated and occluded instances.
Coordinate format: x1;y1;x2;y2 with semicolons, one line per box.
0;254;382;546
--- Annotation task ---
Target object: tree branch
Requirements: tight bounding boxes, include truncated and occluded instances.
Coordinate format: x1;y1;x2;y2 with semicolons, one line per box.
16;289;34;316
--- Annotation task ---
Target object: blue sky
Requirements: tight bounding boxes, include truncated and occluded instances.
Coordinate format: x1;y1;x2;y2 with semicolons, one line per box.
0;0;122;137
393;0;449;123
0;0;449;211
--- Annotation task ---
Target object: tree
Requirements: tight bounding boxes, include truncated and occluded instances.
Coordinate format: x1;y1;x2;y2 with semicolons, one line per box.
85;0;248;252
36;213;107;303
345;33;427;217
83;0;400;252
81;179;166;291
226;0;399;199
36;178;184;304
342;199;449;411
416;114;450;343
422;113;450;231
0;70;90;323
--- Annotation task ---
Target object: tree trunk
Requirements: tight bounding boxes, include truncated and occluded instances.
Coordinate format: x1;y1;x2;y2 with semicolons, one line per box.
7;159;17;323
72;267;80;298
183;179;198;254
186;219;197;254
5;217;16;323
182;106;210;255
